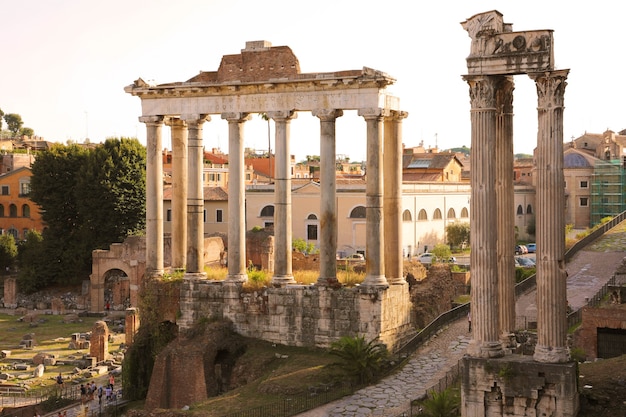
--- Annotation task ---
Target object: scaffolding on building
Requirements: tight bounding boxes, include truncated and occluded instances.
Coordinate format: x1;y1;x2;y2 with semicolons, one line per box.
590;159;626;226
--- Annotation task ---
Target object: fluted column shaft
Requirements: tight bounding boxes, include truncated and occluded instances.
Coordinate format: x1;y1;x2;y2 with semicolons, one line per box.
313;109;343;286
464;75;504;358
359;108;387;287
384;111;408;285
169;118;188;270
223;113;251;283
495;77;516;344
268;111;297;286
532;70;570;363
141;116;164;277
184;114;209;277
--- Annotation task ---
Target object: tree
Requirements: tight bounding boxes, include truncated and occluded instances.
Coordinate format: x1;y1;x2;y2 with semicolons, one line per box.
0;234;17;274
29;138;146;285
16;230;45;293
4;113;23;135
0;108;4;130
292;237;318;255
20;127;34;137
76;137;146;249
431;243;452;263
329;335;388;385
446;222;470;249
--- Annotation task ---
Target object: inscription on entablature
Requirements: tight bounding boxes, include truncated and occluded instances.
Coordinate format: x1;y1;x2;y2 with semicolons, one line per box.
466;30;554;76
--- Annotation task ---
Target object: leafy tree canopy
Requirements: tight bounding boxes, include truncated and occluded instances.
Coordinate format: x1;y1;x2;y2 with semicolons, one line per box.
4;113;23;135
446;222;470;250
29;138;146;285
0;234;17;273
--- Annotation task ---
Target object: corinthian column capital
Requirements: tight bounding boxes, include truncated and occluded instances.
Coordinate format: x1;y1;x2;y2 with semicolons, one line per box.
463;75;498;110
530;69;569;109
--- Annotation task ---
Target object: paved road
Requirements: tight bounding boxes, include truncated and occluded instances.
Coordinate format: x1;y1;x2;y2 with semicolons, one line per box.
297;222;626;417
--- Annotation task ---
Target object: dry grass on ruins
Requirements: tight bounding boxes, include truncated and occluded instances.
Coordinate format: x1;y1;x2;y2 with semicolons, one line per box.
203;266;366;289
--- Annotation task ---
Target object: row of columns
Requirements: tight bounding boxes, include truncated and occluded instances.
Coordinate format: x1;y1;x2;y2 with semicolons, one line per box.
140;109;408;288
465;70;570;363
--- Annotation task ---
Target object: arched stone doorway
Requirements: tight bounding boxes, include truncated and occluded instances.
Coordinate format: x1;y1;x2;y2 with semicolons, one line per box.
103;268;131;311
90;236;146;313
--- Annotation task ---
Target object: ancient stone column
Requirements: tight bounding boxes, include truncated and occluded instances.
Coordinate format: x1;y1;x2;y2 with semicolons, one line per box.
125;307;140;346
183;114;209;278
463;75;504;358
495;77;516;346
222;113;251;283
384;111;408;285
531;70;570;363
359;108;388;287
168;118;188;271
269;110;297;286
313;109;343;286
140;116;164;277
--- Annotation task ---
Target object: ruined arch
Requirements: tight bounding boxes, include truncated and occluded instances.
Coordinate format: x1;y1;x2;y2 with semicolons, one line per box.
90;236;146;312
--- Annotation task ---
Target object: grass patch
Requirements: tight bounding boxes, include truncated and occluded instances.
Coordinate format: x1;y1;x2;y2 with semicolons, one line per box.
0;312;124;390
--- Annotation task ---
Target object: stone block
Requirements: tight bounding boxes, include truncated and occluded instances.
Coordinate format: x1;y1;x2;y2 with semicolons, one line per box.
33;364;45;378
14;364;30;371
1;350;10;358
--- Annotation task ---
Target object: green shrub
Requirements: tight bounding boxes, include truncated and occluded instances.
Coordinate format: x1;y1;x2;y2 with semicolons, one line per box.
329;335;388;385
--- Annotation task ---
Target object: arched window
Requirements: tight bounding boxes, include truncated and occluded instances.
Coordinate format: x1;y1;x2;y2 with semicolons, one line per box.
9;204;17;217
433;208;442;220
460;207;469;218
517;205;524;215
0;204;4;217
8;228;18;239
306;214;318;241
447;208;456;219
418;209;428;221
402;210;412;221
349;206;366;218
526;204;533;215
260;205;274;217
22;204;30;218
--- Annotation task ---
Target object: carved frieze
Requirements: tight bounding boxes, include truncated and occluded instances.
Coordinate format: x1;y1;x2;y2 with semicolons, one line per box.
462;11;554;76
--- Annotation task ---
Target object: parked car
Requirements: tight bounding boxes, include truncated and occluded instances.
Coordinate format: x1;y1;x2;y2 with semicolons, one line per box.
345;253;365;261
526;243;536;253
515;256;536;268
515;245;528;255
417;253;435;265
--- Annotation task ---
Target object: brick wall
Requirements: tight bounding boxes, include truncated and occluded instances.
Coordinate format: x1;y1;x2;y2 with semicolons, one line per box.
576;306;626;359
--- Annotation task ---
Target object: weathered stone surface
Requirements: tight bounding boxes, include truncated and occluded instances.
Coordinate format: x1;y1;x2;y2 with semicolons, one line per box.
144;321;246;410
89;320;109;362
33;364;44;378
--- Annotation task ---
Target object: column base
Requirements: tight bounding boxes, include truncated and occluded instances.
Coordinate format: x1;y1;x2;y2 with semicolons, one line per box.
226;273;248;283
467;340;505;358
147;269;164;279
316;276;341;287
184;272;207;281
361;274;389;288
533;344;570;363
271;274;296;287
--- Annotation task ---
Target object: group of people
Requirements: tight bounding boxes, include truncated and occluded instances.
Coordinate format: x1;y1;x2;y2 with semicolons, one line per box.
79;373;117;405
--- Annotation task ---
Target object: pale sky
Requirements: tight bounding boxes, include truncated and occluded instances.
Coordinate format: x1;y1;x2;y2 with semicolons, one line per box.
2;0;624;162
